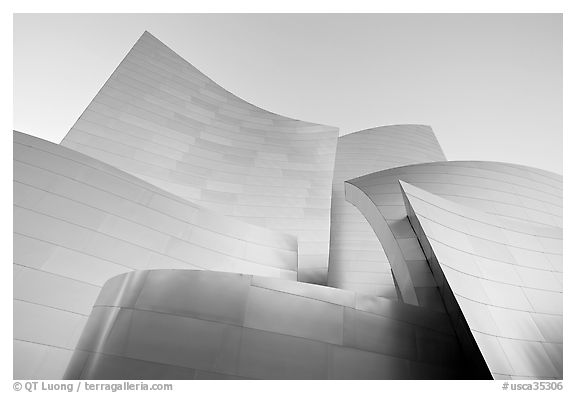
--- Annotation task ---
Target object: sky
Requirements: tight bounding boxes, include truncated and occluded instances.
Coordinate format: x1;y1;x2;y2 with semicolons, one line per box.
13;13;562;174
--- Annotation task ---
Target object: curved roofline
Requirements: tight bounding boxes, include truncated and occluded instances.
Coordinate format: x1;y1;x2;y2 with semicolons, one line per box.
59;30;339;145
340;124;434;138
142;30;339;130
346;159;562;185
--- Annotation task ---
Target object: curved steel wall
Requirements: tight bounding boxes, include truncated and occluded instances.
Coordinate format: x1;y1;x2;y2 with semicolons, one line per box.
327;125;445;297
400;181;562;379
349;161;562;228
60;31;339;284
13;131;297;379
64;269;487;380
345;161;562;309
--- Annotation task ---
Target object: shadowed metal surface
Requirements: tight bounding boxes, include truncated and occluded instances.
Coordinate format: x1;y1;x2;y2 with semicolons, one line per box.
327;125;445;299
13;131;297;379
64;269;488;380
400;181;562;379
60;31;339;284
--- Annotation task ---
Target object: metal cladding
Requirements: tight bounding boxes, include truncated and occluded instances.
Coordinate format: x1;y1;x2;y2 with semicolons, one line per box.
63;269;484;380
401;182;562;379
345;162;562;379
60;31;339;285
345;161;563;310
327;125;446;299
14;131;297;379
13;31;562;380
347;161;562;229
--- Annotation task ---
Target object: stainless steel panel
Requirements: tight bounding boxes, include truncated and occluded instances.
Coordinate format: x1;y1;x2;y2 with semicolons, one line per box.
467;236;516;264
13;233;56;269
481;280;533;311
454;296;500;336
429;240;483;277
474;255;522;286
14;265;100;315
75;307;129;356
71;351;199;380
244;286;344;345
397;238;426;261
515;265;561;292
343;308;417;360
93;270;150;308
135;270;251;325
330;346;411;379
487;306;544;341
531;313;562;343
41;247;131;287
498;338;559;378
237;328;330;379
508;246;555;270
14;300;87;350
250;276;355;307
522;287;562;315
122;309;236;370
541;343;563;378
14;340;74;380
470;331;514;376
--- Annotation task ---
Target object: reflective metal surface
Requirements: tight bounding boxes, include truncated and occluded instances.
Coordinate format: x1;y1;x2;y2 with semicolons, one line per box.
345;160;562;311
60;31;339;284
327;125;446;298
13;131;298;379
64;270;483;380
400;181;562;379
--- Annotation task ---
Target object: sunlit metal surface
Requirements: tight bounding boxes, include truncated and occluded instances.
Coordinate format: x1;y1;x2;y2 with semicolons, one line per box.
63;270;488;380
345;161;562;309
327;125;445;298
349;161;561;228
60;31;339;284
13;131;297;379
400;181;562;379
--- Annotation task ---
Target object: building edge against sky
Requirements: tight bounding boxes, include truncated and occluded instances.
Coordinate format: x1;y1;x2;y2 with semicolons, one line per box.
61;31;339;286
13;31;562;380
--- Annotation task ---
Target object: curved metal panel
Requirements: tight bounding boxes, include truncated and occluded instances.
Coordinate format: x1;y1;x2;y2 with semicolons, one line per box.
60;31;339;284
327;125;446;297
64;270;487;380
13;131;298;379
400;181;562;379
345;161;562;310
344;182;419;305
349;161;562;228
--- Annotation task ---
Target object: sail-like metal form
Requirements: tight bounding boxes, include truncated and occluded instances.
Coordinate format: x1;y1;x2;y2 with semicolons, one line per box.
61;31;339;285
401;181;562;379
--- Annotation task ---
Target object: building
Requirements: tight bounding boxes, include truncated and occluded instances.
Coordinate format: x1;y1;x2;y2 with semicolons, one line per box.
13;31;562;380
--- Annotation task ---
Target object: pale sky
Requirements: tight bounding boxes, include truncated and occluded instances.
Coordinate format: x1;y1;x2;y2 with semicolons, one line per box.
13;13;562;174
